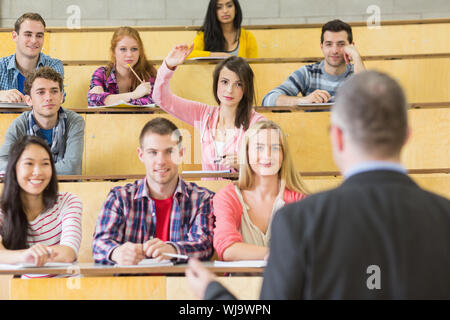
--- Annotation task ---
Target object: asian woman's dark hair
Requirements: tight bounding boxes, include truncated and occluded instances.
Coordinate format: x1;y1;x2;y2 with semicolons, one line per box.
201;0;243;52
0;136;58;250
213;56;255;130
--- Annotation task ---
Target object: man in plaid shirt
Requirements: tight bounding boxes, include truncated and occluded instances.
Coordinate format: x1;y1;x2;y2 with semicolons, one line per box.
262;19;365;107
0;13;64;103
92;118;215;265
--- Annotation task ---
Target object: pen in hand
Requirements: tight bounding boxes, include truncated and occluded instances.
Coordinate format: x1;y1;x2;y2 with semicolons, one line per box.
214;155;226;163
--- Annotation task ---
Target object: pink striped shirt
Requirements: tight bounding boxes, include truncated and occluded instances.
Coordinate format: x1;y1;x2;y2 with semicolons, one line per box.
26;192;82;254
24;192;82;279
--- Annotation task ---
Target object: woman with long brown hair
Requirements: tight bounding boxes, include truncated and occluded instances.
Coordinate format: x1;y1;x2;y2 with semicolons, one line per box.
0;136;82;275
87;26;157;106
188;0;257;59
153;44;265;175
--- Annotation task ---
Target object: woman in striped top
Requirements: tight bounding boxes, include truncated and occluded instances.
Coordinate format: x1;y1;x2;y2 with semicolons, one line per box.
0;136;82;270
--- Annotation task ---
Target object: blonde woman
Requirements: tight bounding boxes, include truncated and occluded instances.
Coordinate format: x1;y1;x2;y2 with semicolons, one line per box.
213;120;308;261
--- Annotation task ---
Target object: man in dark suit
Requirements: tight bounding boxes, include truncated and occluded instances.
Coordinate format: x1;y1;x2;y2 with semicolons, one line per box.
185;70;450;299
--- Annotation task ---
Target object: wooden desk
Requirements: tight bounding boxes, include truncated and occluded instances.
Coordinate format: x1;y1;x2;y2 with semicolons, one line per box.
1;262;264;300
0;262;264;276
9;275;263;300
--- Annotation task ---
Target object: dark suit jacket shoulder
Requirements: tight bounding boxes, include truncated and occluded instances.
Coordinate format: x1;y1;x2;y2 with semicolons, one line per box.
260;170;450;299
205;170;450;300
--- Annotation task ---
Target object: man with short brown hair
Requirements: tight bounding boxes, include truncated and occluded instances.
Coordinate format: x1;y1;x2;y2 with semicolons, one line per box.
262;19;365;106
0;12;64;103
92;117;215;265
0;67;84;175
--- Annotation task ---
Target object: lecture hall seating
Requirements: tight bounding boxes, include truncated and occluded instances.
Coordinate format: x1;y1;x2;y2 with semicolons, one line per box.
2;19;450;107
1;108;448;175
0;18;449;300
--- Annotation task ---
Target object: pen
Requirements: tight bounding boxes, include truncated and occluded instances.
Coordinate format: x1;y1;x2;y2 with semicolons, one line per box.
162;253;189;260
214;155;226;163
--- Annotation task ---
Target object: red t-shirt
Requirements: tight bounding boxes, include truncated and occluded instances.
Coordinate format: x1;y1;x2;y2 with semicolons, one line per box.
151;196;173;242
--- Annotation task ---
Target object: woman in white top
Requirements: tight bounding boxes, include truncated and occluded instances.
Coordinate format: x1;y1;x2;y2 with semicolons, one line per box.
0;136;82;271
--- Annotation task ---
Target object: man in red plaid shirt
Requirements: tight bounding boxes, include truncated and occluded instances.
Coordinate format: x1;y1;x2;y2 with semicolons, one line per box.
92;117;215;265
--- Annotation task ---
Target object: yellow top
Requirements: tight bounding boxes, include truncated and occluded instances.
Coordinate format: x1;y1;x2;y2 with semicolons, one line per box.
188;27;258;59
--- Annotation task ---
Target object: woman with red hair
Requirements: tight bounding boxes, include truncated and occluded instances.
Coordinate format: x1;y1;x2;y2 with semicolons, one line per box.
87;26;157;106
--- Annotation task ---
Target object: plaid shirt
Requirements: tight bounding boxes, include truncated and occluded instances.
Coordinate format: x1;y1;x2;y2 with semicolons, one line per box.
87;66;155;106
0;52;64;95
262;60;353;106
92;177;215;264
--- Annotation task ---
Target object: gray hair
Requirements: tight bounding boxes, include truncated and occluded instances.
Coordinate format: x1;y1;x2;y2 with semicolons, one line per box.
331;71;409;157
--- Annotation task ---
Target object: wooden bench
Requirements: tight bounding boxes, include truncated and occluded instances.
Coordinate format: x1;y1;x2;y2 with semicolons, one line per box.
2;20;449;107
2;19;450;59
57;174;448;264
55;56;450;108
0;173;448;299
1;108;449;175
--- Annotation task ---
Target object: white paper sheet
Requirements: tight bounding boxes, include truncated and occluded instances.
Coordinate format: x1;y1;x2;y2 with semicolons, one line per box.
114;259;174;268
89;100;156;108
213;260;267;268
0;262;74;269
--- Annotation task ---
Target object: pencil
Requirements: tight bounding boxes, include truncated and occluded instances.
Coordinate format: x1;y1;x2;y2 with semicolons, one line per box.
127;64;144;83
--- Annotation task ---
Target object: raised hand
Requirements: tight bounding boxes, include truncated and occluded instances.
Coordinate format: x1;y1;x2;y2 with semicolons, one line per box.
165;43;194;70
218;153;239;170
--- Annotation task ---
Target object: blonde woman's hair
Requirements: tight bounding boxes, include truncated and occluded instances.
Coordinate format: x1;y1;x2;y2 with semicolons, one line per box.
237;120;309;195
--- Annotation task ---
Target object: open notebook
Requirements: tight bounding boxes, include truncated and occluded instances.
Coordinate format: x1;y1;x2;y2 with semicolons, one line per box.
213;260;267;268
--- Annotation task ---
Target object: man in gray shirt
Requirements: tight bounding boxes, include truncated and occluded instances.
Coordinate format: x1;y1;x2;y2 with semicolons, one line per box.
0;66;84;175
262;19;365;106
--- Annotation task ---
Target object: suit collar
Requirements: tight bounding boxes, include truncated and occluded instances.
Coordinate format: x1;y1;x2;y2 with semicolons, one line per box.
342;170;417;188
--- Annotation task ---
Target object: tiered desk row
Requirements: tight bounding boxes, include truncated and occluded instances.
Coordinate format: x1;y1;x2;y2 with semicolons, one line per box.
0;19;449;300
2;19;450;107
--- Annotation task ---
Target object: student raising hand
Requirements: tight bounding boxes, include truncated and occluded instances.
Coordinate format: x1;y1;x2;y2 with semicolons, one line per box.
165;44;194;70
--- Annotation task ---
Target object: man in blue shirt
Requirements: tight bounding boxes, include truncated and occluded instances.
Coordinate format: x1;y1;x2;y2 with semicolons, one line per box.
0;13;64;103
262;19;365;106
